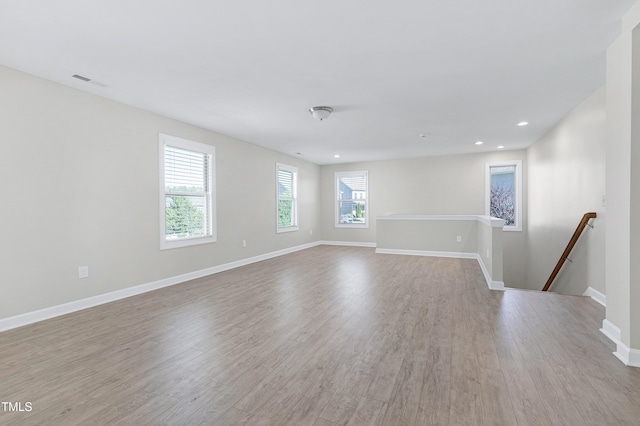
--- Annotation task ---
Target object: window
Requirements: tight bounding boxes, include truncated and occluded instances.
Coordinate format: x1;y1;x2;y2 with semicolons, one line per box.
335;170;368;228
276;163;298;232
159;133;216;249
485;160;522;231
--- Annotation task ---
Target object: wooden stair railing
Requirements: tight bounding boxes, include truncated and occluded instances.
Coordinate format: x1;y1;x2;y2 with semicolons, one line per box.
542;212;597;292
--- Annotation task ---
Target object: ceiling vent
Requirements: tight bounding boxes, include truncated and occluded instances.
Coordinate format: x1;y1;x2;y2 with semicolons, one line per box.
72;74;91;82
72;74;108;88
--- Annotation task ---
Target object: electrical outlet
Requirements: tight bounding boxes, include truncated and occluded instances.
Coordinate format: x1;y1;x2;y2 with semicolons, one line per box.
456;235;462;243
242;240;246;248
78;266;89;279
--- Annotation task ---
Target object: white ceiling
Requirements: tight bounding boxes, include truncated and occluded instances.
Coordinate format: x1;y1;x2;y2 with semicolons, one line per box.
0;0;635;165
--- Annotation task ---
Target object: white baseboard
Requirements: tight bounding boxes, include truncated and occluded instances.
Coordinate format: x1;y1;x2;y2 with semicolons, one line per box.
601;319;640;367
0;241;321;333
614;343;640;367
583;287;606;307
375;248;503;291
320;240;376;248
601;319;621;343
0;241;502;333
375;248;476;259
476;254;505;291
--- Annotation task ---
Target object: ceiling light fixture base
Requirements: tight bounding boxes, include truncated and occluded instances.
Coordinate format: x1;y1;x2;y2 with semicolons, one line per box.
309;106;333;121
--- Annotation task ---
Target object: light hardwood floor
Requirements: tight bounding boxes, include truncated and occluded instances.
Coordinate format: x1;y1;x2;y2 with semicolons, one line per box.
1;246;640;425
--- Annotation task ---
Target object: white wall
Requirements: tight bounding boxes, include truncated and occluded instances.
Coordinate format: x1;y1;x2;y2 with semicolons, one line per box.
376;217;480;253
526;87;606;295
0;64;529;322
7;57;614;326
319;151;528;288
0;65;321;321
602;0;640;359
375;215;504;285
605;5;638;350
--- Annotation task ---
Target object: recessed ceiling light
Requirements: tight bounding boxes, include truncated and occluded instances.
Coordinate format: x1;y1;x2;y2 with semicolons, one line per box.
294;152;302;155
475;141;484;145
497;145;505;149
419;133;427;138
517;121;529;126
334;154;340;158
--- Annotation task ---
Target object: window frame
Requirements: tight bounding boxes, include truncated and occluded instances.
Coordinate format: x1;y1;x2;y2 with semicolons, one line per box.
335;170;369;229
485;160;522;232
276;162;299;233
159;133;216;250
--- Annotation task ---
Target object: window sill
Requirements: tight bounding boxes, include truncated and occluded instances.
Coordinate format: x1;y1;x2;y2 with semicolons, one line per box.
335;224;369;229
277;226;299;234
160;235;216;250
502;226;522;232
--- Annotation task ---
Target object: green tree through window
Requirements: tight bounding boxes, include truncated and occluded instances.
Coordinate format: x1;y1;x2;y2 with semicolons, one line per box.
165;195;205;238
278;200;293;228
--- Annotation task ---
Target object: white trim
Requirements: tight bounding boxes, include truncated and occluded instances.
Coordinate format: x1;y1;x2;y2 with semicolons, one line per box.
477;216;505;228
600;319;640;367
374;248;504;291
476;254;505;290
583;287;606;307
0;241;321;333
0;240;508;333
615;344;640;367
375;248;476;259
320;240;377;248
377;215;479;221
376;215;504;228
601;319;622;342
276;227;299;233
485;160;522;232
